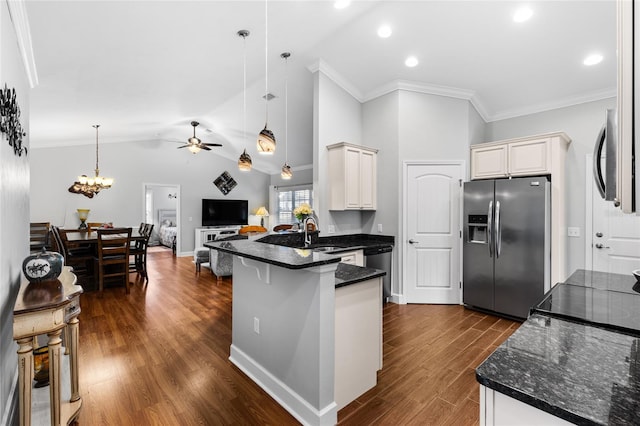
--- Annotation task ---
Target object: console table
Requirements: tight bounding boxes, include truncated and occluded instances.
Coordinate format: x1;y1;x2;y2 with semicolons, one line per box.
13;266;83;426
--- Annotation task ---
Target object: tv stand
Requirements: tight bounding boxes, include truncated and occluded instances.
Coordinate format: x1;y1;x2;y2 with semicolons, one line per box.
195;226;241;248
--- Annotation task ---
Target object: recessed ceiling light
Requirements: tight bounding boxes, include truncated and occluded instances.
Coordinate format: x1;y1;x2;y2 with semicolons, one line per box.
334;0;350;9
513;7;533;23
405;56;419;68
377;25;392;38
583;53;603;66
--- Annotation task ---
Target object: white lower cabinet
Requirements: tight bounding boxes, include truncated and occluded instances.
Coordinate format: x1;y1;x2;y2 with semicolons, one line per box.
335;277;383;410
339;249;364;266
480;385;572;426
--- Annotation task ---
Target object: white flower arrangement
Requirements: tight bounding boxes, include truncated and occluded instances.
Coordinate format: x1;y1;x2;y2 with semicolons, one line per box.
293;203;313;221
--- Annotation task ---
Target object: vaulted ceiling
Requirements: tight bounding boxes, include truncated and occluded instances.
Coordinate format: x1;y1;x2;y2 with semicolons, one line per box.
26;1;616;174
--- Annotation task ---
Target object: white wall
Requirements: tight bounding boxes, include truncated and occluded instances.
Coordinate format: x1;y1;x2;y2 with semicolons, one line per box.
1;3;32;423
313;71;363;235
30;140;271;253
485;97;616;277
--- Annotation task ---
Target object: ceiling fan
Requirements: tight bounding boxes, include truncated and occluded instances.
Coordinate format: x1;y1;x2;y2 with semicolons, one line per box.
177;121;222;153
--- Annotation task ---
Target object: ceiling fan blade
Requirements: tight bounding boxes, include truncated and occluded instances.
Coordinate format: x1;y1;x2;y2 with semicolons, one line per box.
200;145;212;151
202;143;223;147
177;145;189;149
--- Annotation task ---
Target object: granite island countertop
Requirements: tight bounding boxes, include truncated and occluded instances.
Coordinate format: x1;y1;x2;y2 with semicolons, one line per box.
204;239;386;288
477;313;640;425
476;269;640;425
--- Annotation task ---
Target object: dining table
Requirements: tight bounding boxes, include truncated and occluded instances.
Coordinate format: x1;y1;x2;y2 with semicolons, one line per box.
64;227;144;245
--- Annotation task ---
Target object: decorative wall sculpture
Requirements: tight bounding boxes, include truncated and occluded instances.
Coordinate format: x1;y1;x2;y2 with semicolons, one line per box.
0;84;27;156
214;171;237;195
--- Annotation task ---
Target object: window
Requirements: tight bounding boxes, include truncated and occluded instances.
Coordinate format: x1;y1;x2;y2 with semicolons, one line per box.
275;185;313;224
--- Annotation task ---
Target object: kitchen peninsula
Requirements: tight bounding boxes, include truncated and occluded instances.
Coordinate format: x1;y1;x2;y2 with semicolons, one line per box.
205;239;386;426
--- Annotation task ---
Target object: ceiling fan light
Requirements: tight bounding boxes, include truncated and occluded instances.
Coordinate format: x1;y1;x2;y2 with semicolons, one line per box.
188;144;201;154
257;126;276;154
238;149;253;171
78;175;88;184
281;163;292;179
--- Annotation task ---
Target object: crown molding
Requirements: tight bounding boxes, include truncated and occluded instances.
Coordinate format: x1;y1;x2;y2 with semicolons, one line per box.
487;87;617;122
307;59;364;102
6;0;39;88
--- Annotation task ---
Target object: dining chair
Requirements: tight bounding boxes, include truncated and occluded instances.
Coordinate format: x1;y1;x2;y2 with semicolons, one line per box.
129;223;153;282
51;226;95;286
273;224;293;232
86;222;103;231
96;227;132;296
30;222;51;253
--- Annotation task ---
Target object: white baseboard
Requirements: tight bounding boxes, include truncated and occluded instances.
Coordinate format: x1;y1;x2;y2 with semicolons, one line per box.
229;345;337;426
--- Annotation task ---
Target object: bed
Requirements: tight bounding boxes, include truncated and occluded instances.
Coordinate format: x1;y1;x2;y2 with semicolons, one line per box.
158;209;177;252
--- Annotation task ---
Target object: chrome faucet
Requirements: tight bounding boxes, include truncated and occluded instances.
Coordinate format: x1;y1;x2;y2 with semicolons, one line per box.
304;216;318;247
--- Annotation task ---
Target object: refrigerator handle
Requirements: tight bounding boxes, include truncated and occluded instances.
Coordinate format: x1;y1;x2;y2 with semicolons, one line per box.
487;201;493;258
495;200;502;258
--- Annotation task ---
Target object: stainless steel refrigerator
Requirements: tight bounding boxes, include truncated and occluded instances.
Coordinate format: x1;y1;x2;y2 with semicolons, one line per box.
463;177;550;319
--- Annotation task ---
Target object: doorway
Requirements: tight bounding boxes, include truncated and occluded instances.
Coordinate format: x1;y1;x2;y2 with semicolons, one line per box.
403;161;464;304
143;183;180;254
586;155;640;273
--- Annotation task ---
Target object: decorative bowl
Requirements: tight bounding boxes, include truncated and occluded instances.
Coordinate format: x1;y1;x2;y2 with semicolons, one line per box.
633;269;640;282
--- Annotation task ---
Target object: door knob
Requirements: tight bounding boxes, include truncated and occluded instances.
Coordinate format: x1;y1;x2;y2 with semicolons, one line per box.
408;239;417;244
595;243;610;249
595;232;603;238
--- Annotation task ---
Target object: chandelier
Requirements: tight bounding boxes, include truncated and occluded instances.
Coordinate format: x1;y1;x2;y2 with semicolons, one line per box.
68;124;113;198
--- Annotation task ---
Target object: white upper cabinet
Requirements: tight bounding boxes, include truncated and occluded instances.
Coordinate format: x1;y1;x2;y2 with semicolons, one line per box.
327;142;378;211
470;133;570;180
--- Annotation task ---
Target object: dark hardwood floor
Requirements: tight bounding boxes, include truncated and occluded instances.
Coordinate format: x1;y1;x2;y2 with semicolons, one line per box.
72;250;518;425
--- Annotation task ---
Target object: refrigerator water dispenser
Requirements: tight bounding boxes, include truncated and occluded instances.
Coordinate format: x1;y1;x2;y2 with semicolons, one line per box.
467;214;488;244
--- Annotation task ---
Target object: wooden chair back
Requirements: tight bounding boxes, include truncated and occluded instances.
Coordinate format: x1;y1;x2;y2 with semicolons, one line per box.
30;222;50;253
273;224;293;232
97;228;132;295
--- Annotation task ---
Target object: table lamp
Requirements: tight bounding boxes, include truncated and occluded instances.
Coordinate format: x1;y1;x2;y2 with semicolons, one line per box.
77;209;90;230
255;207;269;227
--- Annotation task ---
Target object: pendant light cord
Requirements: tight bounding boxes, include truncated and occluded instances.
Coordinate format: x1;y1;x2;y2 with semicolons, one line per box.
93;124;100;175
284;55;288;163
243;34;247;144
264;0;269;125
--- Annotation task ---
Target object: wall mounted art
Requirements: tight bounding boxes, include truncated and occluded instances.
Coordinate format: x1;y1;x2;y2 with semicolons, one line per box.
0;84;27;156
214;171;237;195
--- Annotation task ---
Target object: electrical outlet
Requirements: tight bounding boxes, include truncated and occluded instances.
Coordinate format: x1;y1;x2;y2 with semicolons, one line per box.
568;227;580;237
253;317;260;334
328;225;335;234
377;224;383;233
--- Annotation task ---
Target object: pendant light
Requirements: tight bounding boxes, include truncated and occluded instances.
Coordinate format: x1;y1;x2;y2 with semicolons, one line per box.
280;52;292;180
68;124;114;198
257;0;276;154
237;29;252;171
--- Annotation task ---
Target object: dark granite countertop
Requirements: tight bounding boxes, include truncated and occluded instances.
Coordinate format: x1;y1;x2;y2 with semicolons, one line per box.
205;239;341;270
476;314;640;425
205;239;386;288
477;269;640;424
334;263;385;289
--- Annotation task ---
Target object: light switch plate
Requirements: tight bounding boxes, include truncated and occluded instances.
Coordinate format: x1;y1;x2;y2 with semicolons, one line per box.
328;225;335;234
568;227;580;237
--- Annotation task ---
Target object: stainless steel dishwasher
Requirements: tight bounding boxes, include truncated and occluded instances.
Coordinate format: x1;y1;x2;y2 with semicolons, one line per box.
363;245;393;303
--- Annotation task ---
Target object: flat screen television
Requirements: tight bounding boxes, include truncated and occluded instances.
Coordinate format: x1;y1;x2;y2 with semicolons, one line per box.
202;199;248;227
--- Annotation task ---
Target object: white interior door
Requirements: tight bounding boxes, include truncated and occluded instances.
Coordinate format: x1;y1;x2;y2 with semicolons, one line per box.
592;182;640;273
404;162;463;304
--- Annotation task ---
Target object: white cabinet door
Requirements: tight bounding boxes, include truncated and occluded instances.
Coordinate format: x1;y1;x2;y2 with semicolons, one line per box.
470;144;508;179
345;147;362;209
327;142;378;211
508;138;550;176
